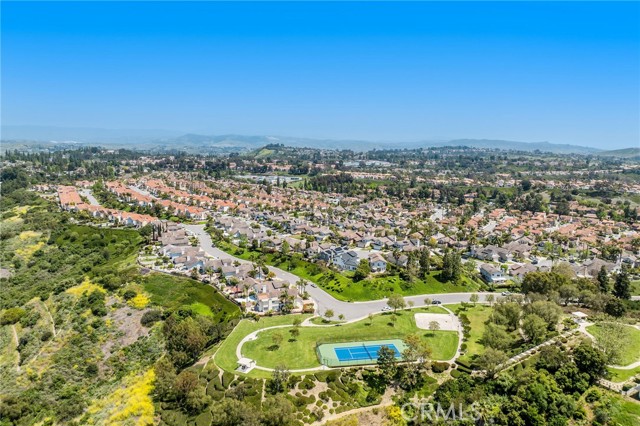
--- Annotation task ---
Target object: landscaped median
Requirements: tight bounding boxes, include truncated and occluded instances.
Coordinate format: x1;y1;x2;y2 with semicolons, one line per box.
214;307;459;375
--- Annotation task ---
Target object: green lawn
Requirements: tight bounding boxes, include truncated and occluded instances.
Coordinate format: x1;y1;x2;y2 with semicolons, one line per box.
215;314;311;377
142;273;240;321
631;280;640;296
241;310;458;370
587;323;640;366
608;365;640;383
449;303;493;364
214;238;479;301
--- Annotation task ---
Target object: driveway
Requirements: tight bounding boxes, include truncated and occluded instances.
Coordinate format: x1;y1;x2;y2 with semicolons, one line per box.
185;224;506;321
79;189;101;206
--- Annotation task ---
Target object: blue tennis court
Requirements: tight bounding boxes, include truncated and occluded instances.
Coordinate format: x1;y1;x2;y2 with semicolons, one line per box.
334;343;401;362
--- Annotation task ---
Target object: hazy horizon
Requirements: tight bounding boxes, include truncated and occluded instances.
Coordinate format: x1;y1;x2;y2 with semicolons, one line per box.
2;2;639;149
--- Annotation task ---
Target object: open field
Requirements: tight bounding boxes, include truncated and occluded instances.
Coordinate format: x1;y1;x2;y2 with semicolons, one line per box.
587;323;640;366
142;273;240;320
214;314;311;377
241;310;458;370
449;303;493;363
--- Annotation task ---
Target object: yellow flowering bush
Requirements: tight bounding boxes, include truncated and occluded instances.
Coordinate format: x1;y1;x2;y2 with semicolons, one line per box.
66;278;106;297
87;369;155;426
128;294;150;309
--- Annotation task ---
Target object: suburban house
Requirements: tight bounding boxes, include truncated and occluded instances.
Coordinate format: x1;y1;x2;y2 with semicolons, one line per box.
368;253;387;273
480;263;507;283
333;250;360;271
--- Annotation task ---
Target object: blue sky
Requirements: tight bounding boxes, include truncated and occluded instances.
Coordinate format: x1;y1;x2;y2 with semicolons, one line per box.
2;1;639;148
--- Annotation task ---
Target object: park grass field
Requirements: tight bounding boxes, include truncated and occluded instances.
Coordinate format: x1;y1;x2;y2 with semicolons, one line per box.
142;273;240;321
241;310;458;370
587;323;640;366
608;365;640;383
450;303;493;363
214;314;311;377
214;239;479;301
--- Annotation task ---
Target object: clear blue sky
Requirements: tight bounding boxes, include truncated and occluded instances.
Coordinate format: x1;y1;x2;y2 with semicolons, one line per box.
2;1;639;148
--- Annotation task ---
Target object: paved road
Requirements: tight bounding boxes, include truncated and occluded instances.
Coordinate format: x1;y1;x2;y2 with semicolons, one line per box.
79;189;101;206
185;224;505;321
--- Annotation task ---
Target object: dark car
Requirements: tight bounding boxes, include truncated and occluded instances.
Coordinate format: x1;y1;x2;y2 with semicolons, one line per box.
432;300;442;305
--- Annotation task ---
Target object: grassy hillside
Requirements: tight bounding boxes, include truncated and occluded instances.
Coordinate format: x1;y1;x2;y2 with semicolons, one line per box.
0;196;241;425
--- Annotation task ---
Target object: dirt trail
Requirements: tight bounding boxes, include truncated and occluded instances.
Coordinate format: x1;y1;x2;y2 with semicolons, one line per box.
11;325;21;373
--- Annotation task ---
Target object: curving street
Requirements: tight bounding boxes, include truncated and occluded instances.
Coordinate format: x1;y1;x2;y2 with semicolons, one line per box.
185;224;506;321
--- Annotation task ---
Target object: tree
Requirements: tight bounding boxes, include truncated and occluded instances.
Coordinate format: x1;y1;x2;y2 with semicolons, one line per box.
525;300;562;331
573;341;608;383
418;248;431;277
423;297;432;305
428;320;440;335
260;395;297;426
604;298;626;317
377;345;397;384
210;399;261;426
492;302;521;331
354;258;371;282
613;268;631;300
271;332;283;349
269;365;290;393
597;266;609;293
400;334;432;390
289;326;300;341
591;322;632;364
522;314;547;344
174;370;199;402
441;250;462;282
324;309;334;321
338;313;345;321
485;294;495;306
280;240;290;257
387;293;406;313
477;348;507;378
482;323;513;351
470;293;479;305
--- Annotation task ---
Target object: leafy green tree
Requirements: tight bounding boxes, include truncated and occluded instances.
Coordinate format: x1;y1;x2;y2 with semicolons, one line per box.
441;250;462;282
573;341;608;383
387;293;406;313
482;323;513;351
377;345;398;384
597;266;609;293
477;348;507;378
324;309;334;321
470;293;479;305
418;248;431;277
492;301;521;331
613;268;631;300
354;258;371;282
522;314;547;344
400;334;431;390
269;365;290;393
260;395;297;426
210;399;261;426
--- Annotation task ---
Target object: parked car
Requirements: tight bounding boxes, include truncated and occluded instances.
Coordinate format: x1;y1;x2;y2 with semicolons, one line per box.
310;283;317;288
382;306;392;312
431;300;442;305
501;291;511;296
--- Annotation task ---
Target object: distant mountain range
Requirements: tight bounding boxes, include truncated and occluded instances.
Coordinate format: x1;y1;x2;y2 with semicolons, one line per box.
3;124;636;156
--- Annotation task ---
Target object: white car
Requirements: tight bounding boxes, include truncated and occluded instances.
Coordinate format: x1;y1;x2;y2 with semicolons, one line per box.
501;291;511;296
382;306;392;312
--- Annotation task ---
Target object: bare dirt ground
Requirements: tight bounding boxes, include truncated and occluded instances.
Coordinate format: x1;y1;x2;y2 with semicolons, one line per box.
414;312;460;331
101;297;150;360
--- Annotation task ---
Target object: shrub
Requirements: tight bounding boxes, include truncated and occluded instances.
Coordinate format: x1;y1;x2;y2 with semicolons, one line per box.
140;309;163;326
221;371;235;389
431;362;450;373
0;307;26;325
